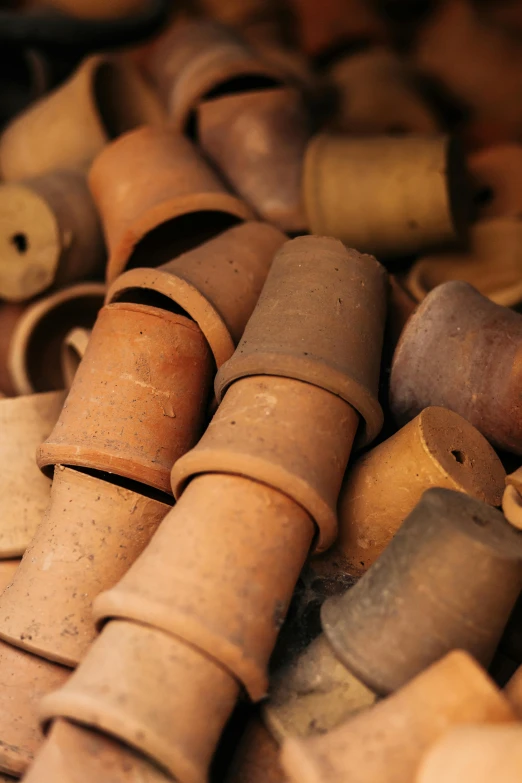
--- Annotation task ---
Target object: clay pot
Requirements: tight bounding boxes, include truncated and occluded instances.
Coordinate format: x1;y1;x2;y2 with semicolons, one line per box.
215;236;387;448
389;281;522;453
226;717;287;783
195;0;293;41
469;144;522;220
406;219;522;307
40;619;240;783
197;86;309;233
0;391;65;559
35;0;149;17
505;664;522;717
289;0;385;57
89;126;254;285
503;469;522;530
0;300;27;396
302;133;470;257
321;488;522;695
172;375;359;553
281;651;517;783
0;562;18;594
38;303;213;494
60;327;90;389
0;55;166;181
105;221;286;368
0;465;170;667
0;170;104;303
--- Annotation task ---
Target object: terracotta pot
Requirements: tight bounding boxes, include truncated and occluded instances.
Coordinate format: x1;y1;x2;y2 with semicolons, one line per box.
0;391;65;559
469;144;522;220
321;488;522;695
40;619;239;783
198;86;309;233
226;717;287;783
0;300;27;396
60;327;90;389
281;651;517;783
505;664;522;717
390;281;522;453
38;303;213;494
7;282;104;396
302;133;470;257
89;127;253;285
215;236;387;448
503;469;522;530
387;275;417;349
0;638;69;777
105;221;286;368
195;0;293;40
0;170;105;303
0;55;165;182
172;375;359;552
0;561;18;594
406;219;522;307
0;465;170;667
289;0;385;57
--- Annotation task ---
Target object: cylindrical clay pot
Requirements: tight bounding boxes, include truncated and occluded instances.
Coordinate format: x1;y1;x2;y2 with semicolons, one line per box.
60;327;91;389
89;126;254;284
38;303;214;493
302;133;471;257
469;144;522;220
389;280;522;454
0;170;105;302
106;220;286;368
0;54;165;181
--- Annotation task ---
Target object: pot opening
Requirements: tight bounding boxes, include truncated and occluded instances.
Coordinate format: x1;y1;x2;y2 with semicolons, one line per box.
64;465;174;506
110;287;193;321
203;73;281;102
94;61;150;139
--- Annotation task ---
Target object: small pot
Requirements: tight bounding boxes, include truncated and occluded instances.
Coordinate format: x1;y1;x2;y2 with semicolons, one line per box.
89;126;254;284
215;236;387;448
0;54;166;182
469;144;522;220
7;282;105;395
60;327;91;390
390;281;522;454
40;619;240;783
0;391;65;559
303;133;470;257
197;86;310;233
38;303;213;494
0;170;105;303
105;220;286;368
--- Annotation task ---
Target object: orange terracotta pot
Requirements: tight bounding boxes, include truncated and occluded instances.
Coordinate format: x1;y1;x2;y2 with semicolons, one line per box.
105;221;286;368
60;327;91;389
0;561;18;594
89;126;253;285
0;55;165;181
40;619;240;783
469;144;522;220
215;236;387;448
38;303;213;494
0;301;26;397
7;282;104;395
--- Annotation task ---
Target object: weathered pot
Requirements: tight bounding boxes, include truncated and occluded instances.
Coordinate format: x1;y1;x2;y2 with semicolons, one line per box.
197;86;309;233
0;301;26;396
7;282;105;396
0;170;105;302
390;281;522;453
0;465;170;667
469;144;522;220
38;303;213;494
89;126;253;284
215;236;387;448
105;220;286;368
40;619;239;783
60;327;91;389
0;55;165;181
302;133;470;257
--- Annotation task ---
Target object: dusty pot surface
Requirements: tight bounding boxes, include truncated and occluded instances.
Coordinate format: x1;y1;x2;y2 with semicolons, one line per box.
0;391;65;559
60;327;91;390
106;220;286;368
0;465;171;667
0;301;26;397
7;282;105;396
389;280;522;453
469;144;522;220
215;236;387;448
38;303;213;493
0;54;165;182
41;619;239;783
172;375;359;552
281;651;517;783
321;488;522;695
303;133;470;257
89;126;253;284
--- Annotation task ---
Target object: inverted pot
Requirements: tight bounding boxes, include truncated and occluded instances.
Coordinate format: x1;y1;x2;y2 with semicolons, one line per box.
469;144;522;220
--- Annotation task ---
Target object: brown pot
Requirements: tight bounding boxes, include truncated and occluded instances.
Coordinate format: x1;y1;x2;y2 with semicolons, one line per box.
0;465;170;667
105;221;286;368
469;144;522;220
88;126;253;285
0;391;65;559
281;651;517;783
60;327;91;389
7;282;105;395
0;55;165;182
289;0;385;57
38;303;213;494
34;0;149;17
172;375;359;553
40;619;240;783
302;133;470;257
0;301;26;397
197;86;309;233
390;281;522;453
215;236;387;448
